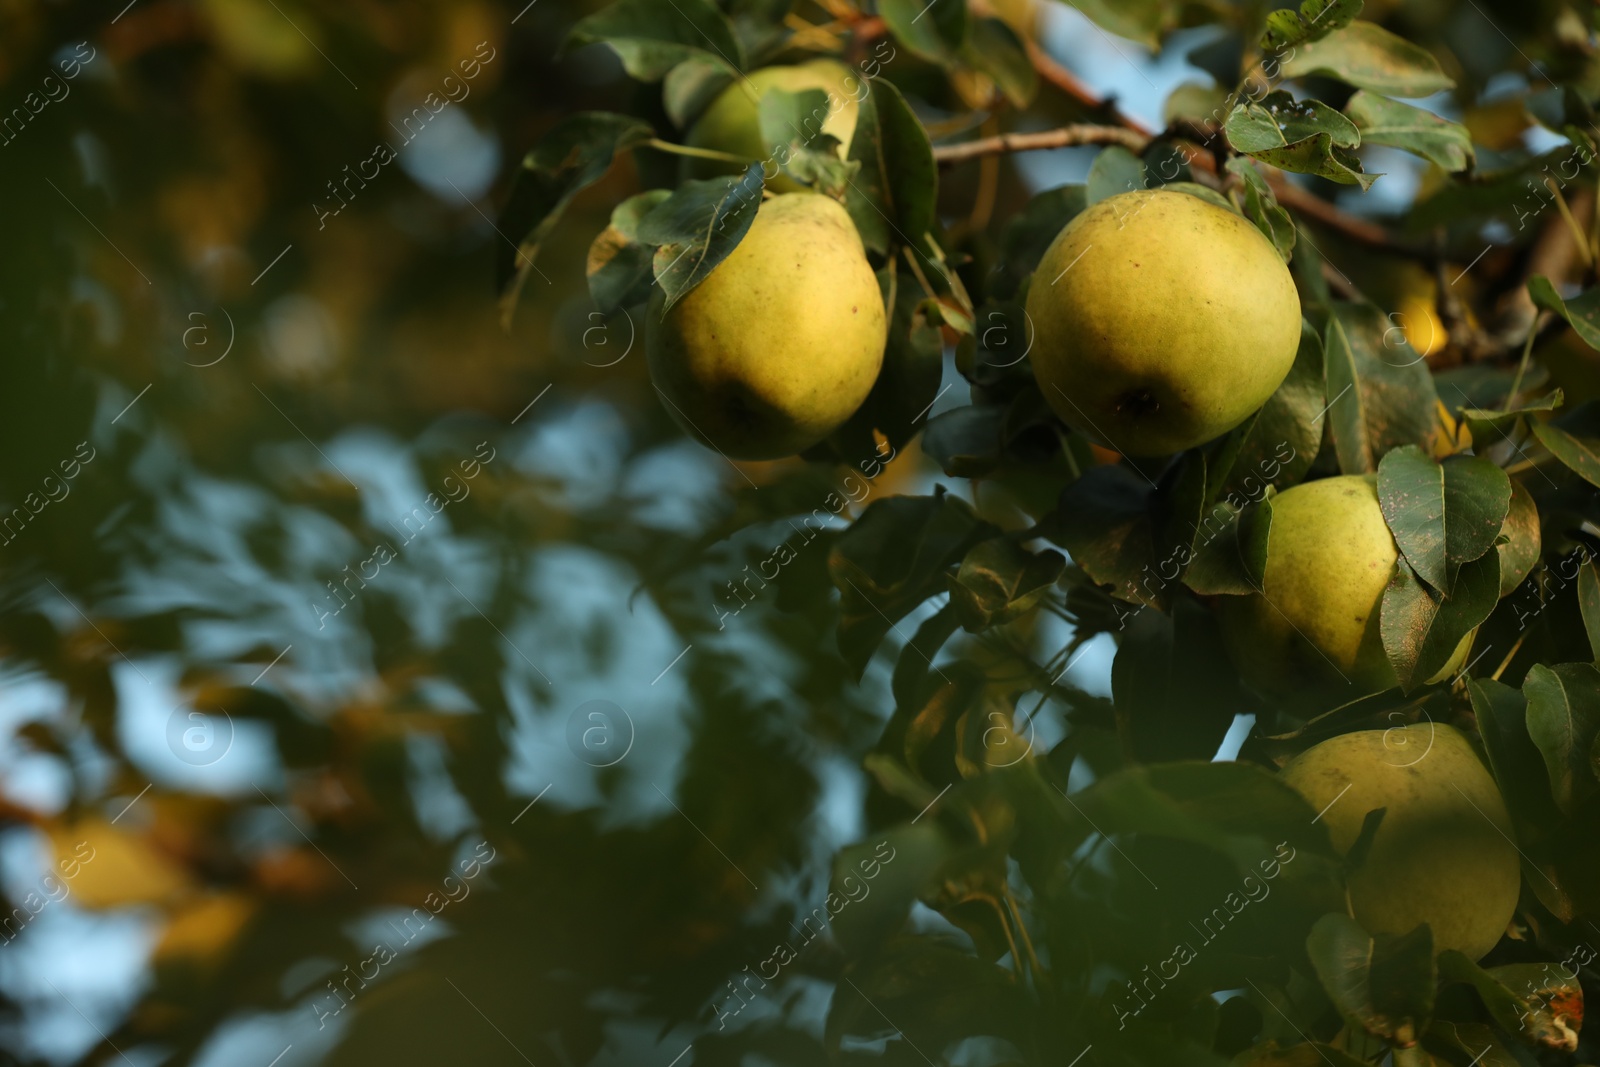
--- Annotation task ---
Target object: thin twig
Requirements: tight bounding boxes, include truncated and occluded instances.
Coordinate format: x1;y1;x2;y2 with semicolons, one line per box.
932;124;1152;165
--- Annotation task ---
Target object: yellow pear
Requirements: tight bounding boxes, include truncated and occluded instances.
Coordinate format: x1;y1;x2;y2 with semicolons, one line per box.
1280;723;1520;961
1218;475;1470;706
1025;189;1301;455
684;60;862;193
647;193;886;459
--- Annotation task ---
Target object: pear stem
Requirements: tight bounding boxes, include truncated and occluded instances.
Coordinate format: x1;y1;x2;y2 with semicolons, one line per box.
646;139;753;165
1392;1044;1427;1067
1546;177;1594;268
1491;632;1529;681
1504;316;1542;412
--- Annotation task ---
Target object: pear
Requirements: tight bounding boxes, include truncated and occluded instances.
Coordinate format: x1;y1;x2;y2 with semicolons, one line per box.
1218;475;1471;706
1025;189;1301;456
647;193;886;460
1281;723;1520;961
684;60;862;193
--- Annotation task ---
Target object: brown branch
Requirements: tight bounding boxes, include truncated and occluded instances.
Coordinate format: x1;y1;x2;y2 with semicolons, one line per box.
932;124;1150;165
1026;42;1154;136
1020;51;1432;258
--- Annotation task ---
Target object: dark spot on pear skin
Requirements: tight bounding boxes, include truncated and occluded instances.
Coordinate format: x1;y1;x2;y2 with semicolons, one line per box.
1115;390;1160;418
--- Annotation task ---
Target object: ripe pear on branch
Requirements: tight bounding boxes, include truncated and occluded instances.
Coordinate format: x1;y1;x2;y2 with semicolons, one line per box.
1281;723;1520;962
1026;189;1302;456
683;61;861;193
1218;475;1472;706
647;193;887;460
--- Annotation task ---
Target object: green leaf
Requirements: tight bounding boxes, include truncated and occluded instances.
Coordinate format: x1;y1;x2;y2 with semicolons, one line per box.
638;164;765;312
1345;91;1474;171
1226;158;1295;259
1379;553;1500;691
995;185;1087;297
946;538;1066;632
845;79;938;256
1225;91;1361;154
963;18;1037;107
880;0;969;66
1043;464;1158;606
1377;445;1447;591
1530;419;1600;489
758;88;858;193
1111;596;1244;762
1440;455;1512;569
1496;477;1542;596
1225;91;1375;189
1458;390;1563;443
1580;561;1600;660
1264;133;1378;188
1411;145;1589;230
1522;661;1600;816
828;488;999;677
827;270;945;465
1306;913;1436;1044
922;405;1003;477
1529;274;1600;350
1186;486;1274;597
1086;145;1149;205
1376;448;1509;596
825;937;1024;1055
566;0;743;81
1260;0;1363;52
828;825;949;957
1322;305;1440;474
1058;0;1168;49
1470;679;1564;830
661;57;733;129
1077;760;1337;871
586;189;671;315
496;112;654;327
1164;80;1228;125
1218;323;1323;500
1281;20;1454;97
1425;1022;1521;1067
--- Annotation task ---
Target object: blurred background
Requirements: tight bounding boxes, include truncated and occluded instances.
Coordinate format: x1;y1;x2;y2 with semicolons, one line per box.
0;0;1577;1064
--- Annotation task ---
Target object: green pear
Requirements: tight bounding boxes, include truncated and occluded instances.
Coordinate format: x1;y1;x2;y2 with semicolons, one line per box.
647;193;886;460
1280;723;1520;961
684;60;862;193
1025;189;1302;455
1218;475;1470;706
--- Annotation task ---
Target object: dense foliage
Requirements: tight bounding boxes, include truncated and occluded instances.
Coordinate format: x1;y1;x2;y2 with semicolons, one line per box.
506;0;1600;1064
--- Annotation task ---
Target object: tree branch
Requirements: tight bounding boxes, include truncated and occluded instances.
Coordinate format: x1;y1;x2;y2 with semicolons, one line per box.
932;124;1150;165
1026;42;1153;135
